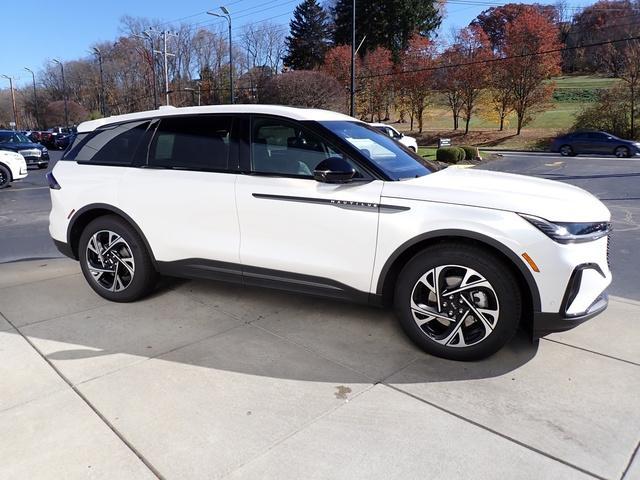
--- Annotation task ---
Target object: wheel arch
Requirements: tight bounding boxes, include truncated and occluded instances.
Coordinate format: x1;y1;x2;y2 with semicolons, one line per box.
375;230;541;326
67;203;157;265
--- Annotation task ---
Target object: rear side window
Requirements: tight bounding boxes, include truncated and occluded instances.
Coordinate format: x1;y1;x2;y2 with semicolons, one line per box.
63;121;150;166
148;115;234;171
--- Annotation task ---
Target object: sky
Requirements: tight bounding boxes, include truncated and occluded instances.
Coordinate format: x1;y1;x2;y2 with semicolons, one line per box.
1;0;595;87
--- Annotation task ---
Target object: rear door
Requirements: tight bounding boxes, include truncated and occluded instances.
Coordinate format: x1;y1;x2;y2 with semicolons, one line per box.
235;115;383;297
119;115;241;271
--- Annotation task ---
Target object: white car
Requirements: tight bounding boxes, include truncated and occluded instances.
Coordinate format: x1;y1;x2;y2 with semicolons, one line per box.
48;105;611;360
0;150;28;188
369;122;418;152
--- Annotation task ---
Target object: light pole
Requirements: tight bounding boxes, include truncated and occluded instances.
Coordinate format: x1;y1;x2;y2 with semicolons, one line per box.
92;47;106;117
207;7;234;104
134;30;158;109
350;0;356;117
52;59;69;127
1;75;18;130
24;68;40;129
159;30;177;106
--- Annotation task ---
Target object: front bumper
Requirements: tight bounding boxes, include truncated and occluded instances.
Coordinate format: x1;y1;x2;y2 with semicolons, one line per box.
532;261;609;337
53;239;76;259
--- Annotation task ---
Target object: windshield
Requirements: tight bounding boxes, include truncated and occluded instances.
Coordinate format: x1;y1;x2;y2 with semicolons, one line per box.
0;132;31;143
320;121;435;180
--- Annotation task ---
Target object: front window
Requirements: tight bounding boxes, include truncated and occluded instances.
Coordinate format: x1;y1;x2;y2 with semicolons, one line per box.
321;121;435;180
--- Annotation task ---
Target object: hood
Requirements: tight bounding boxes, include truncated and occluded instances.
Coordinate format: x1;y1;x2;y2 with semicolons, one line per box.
0;142;44;151
382;167;610;222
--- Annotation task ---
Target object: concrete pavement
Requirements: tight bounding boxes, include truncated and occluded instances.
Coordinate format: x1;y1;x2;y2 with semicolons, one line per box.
1;258;638;479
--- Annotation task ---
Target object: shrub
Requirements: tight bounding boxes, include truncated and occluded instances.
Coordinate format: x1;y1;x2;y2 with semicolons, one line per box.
461;146;480;161
436;147;466;163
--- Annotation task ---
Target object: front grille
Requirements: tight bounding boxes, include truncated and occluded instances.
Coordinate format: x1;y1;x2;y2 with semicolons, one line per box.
18;149;41;158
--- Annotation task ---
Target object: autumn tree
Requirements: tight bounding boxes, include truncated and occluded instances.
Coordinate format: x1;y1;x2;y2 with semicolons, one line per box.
471;3;559;53
397;35;434;132
452;26;493;134
259;70;345;110
434;48;465;130
359;48;393;121
332;0;442;61
617;40;640;137
321;45;360;112
501;10;562;134
283;0;332;70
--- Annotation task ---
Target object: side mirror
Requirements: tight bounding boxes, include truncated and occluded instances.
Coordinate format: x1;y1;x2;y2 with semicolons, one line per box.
313;157;356;184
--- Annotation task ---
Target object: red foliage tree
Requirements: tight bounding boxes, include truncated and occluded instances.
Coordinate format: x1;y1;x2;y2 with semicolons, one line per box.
321;45;359;112
398;35;435;132
501;10;562;134
359;47;393;121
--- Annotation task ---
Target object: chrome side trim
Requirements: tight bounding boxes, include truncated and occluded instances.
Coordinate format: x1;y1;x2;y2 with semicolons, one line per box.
252;193;409;212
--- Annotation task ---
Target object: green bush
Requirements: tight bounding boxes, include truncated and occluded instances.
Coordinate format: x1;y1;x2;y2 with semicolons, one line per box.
436;147;466;163
461;146;479;161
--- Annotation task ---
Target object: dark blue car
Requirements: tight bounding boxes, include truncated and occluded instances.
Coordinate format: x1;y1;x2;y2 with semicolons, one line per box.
0;130;50;168
551;131;640;158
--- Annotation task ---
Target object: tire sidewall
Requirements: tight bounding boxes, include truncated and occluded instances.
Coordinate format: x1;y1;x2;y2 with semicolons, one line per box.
394;246;521;361
79;216;155;302
0;165;10;188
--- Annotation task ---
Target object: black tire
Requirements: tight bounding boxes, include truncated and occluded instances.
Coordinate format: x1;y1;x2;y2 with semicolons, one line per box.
37;163;48;169
79;215;157;302
394;243;521;361
559;145;574;157
615;146;630;158
0;164;11;189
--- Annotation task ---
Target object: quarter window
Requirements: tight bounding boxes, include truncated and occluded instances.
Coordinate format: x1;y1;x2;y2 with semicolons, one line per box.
64;121;150;165
251;117;360;177
149;116;233;171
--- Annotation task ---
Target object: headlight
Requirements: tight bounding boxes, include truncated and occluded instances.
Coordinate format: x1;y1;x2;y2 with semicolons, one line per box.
42;147;48;152
519;214;611;243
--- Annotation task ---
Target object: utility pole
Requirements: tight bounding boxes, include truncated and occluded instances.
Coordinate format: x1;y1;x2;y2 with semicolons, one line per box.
92;47;107;117
24;68;40;129
156;30;177;106
1;75;18;130
350;0;356;117
52;59;69;127
207;7;234;104
134;29;158;109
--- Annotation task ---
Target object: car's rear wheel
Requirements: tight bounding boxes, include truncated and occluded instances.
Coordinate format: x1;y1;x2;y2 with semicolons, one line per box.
559;145;574;156
79;215;157;302
0;165;11;189
38;163;48;169
615;146;630;158
394;244;521;361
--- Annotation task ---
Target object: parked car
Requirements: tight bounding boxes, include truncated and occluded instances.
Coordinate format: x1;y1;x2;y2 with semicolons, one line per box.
0;130;49;168
0;149;28;188
551;131;640;157
369;122;418;152
54;132;76;151
48;105;611;361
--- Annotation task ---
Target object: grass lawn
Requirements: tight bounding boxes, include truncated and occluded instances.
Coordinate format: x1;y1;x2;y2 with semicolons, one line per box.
551;75;619;90
418;147;437;160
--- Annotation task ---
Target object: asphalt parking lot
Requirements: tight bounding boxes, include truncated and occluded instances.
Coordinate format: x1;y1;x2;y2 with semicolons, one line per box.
0;151;639;479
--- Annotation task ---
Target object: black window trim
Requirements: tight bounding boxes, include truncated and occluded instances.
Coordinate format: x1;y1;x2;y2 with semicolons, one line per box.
242;113;379;182
141;113;241;174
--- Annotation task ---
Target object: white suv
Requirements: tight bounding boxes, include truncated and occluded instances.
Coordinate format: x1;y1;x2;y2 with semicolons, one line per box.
48;105;612;360
369;123;418;152
0;150;28;188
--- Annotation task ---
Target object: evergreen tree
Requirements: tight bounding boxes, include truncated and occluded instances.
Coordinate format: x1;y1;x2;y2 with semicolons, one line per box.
332;0;442;62
283;0;332;70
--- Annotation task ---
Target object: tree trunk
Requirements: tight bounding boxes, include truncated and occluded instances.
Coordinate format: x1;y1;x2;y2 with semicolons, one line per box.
410;111;414;131
499;114;504;131
464;116;470;135
516;112;523;135
453;113;458;130
631;84;636;138
418;107;424;133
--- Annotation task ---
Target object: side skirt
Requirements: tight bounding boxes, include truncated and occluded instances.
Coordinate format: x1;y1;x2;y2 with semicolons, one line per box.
156;259;382;306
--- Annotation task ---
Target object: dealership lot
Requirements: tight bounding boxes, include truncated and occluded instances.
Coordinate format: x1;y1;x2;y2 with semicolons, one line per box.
0;152;639;479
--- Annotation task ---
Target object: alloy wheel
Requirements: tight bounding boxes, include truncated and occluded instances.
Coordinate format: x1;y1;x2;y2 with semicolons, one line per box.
0;170;7;187
85;230;135;292
410;265;500;348
560;145;572;156
615;147;629;158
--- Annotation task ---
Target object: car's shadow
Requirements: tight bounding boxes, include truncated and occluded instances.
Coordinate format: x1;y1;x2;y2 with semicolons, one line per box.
19;275;540;385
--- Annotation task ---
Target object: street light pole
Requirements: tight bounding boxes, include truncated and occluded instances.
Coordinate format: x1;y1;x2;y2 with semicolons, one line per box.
160;30;178;106
24;68;40;129
92;47;106;117
350;0;356;117
134;30;158;109
1;75;18;130
207;7;234;104
52;59;69;127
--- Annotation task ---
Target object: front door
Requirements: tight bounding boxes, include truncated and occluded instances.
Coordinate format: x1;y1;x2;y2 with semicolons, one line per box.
235;115;383;297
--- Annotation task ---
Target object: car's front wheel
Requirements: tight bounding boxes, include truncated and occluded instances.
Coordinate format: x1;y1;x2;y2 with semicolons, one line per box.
394;244;521;361
615;146;630;158
0;165;11;189
79;215;157;302
38;163;48;169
